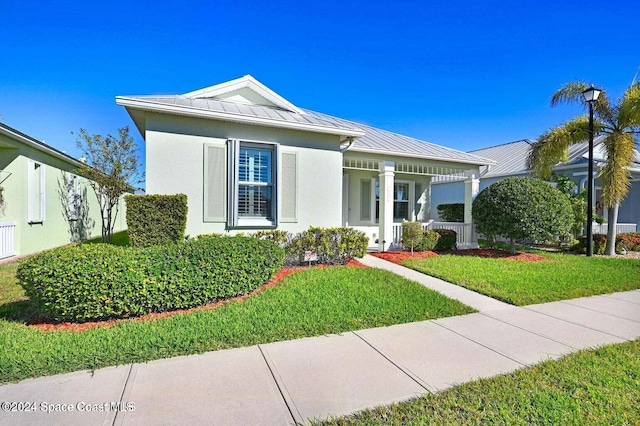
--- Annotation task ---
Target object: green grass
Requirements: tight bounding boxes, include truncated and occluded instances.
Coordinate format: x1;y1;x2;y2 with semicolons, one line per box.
403;251;640;305
83;230;130;246
0;266;474;383
317;339;640;425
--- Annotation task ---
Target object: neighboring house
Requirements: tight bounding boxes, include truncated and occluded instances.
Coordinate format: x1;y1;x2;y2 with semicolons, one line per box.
0;122;128;258
117;75;494;251
431;138;640;232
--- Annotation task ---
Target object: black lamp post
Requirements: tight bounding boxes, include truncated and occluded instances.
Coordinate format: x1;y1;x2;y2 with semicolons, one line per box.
582;85;602;257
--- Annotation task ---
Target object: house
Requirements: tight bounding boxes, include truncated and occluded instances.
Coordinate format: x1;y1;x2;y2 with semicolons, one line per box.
431;138;640;233
0;122;128;258
117;75;494;251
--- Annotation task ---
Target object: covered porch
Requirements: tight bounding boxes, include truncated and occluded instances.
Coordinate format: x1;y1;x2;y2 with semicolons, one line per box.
342;155;481;252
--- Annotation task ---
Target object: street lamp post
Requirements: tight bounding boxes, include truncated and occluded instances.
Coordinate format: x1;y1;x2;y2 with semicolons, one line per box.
582;86;602;257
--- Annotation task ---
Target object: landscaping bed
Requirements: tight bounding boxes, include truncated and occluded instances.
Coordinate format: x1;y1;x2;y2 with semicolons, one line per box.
372;248;549;263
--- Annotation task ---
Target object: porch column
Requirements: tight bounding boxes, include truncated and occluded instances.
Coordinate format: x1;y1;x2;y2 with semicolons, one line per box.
378;161;395;252
463;172;480;249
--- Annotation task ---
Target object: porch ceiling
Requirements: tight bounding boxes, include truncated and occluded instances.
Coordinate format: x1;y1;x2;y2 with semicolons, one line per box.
343;157;467;178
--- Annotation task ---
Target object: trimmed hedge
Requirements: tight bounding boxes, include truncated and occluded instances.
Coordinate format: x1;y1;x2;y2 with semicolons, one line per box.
125;194;188;247
253;227;368;266
434;229;457;251
17;236;284;322
437;203;464;222
414;230;440;251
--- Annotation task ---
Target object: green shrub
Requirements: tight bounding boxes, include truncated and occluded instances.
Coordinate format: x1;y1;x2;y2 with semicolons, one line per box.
573;234;608;255
437;203;465;222
125;194;188;247
16;236;284;322
472;177;573;254
414;230;440;251
286;227;368;266
616;232;640;251
433;229;457;251
401;222;423;253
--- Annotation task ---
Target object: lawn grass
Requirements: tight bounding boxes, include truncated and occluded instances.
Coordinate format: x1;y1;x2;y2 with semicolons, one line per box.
403;251;640;305
83;230;130;246
317;339;640;425
0;266;474;383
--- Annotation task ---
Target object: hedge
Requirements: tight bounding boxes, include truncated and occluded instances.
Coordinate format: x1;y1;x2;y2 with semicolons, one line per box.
16;236;284;322
574;232;640;254
253;227;368;266
125;194;188;247
434;229;457;250
437;203;464;222
414;230;440;251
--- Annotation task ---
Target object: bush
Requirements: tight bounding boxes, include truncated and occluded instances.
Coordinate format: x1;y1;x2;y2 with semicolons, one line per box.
414;230;440;251
433;229;457;251
616;232;640;251
472;177;573;254
16;236;284;322
401;222;423;253
285;227;368;266
437;203;464;222
126;194;188;247
573;234;608;255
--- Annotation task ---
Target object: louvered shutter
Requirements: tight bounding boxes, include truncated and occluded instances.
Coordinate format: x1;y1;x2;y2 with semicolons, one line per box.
280;151;297;222
203;144;227;222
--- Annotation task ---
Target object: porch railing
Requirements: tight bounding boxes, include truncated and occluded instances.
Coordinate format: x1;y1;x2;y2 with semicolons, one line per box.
592;223;637;234
392;221;474;248
0;222;16;259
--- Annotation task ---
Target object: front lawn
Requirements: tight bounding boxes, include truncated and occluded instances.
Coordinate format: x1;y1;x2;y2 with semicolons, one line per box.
318;339;640;425
0;265;473;383
403;251;640;305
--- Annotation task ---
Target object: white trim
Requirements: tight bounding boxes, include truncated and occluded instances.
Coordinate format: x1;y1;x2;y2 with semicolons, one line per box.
342;173;349;226
116;97;365;138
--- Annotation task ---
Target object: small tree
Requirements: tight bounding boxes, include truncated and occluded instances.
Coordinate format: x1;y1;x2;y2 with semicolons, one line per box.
75;127;141;243
401;221;423;254
472;177;573;254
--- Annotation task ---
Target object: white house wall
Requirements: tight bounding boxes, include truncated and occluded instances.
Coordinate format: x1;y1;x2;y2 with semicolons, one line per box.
144;112;343;236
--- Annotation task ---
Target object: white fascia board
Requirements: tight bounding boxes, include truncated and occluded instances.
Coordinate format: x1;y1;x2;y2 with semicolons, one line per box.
347;146;497;167
0;125;85;169
115;97;366;138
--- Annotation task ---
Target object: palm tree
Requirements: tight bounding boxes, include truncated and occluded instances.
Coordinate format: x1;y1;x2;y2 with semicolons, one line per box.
527;81;640;255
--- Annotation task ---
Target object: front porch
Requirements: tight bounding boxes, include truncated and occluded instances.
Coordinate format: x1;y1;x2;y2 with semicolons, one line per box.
342;155;481;252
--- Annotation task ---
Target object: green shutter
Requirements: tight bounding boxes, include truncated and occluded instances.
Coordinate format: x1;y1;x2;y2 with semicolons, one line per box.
360;179;371;221
203;144;227;222
280;151;298;222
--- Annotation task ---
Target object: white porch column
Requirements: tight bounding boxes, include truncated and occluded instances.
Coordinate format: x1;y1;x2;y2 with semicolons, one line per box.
378;161;395;252
463;171;480;249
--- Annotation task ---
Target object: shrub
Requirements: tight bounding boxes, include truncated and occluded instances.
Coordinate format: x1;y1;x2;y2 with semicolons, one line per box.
472;177;573;254
286;227;368;266
433;229;457;251
573;234;608;255
16;236;284;322
437;203;464;222
414;230;440;251
401;222;423;253
126;194;188;247
616;232;640;251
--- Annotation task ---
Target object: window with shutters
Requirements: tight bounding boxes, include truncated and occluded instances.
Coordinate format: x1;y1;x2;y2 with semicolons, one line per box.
28;161;46;223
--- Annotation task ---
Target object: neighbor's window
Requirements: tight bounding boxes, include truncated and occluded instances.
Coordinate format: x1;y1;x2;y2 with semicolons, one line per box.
28;161;46;223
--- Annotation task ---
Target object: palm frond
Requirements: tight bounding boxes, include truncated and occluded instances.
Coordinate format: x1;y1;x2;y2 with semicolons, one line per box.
618;81;640;128
550;81;589;107
527;116;590;179
600;132;636;207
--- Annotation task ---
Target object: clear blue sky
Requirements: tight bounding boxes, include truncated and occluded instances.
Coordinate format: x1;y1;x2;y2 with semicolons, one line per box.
1;0;638;185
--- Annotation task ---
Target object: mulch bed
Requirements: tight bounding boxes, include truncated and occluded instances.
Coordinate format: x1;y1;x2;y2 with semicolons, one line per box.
28;258;368;333
371;248;549;264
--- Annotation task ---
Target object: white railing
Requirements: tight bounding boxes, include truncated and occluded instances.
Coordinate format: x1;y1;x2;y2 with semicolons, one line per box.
0;222;16;259
592;223;637;234
392;221;475;248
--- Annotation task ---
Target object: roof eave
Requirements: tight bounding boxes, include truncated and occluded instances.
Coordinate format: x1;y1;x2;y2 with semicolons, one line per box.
347;146;496;167
115;97;365;138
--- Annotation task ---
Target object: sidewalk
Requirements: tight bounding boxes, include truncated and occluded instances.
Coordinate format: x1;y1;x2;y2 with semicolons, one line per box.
1;256;638;425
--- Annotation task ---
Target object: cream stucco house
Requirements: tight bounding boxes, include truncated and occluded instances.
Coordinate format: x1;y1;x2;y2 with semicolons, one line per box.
117;75;493;251
0;122;128;258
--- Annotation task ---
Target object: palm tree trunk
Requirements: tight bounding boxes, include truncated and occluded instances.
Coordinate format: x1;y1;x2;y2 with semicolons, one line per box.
605;204;619;255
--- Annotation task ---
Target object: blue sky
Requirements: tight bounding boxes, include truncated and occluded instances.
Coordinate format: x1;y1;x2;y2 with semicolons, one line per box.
1;0;638;184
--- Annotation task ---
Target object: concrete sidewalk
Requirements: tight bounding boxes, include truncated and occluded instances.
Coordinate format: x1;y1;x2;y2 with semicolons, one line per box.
1;257;638;425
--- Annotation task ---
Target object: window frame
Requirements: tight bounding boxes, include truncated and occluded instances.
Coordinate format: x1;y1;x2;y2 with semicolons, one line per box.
371;178;415;223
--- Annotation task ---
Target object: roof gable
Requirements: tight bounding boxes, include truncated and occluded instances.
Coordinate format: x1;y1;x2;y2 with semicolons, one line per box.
182;75;305;114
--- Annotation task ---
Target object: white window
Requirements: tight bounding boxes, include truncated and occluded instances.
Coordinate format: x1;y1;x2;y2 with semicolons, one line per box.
227;139;277;227
373;179;414;222
28;161;46;223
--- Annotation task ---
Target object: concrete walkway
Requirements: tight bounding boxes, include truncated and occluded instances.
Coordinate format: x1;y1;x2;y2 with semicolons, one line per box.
1;257;639;425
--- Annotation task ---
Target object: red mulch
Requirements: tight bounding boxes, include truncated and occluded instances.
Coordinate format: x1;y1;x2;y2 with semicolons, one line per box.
28;259;368;333
372;248;549;264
